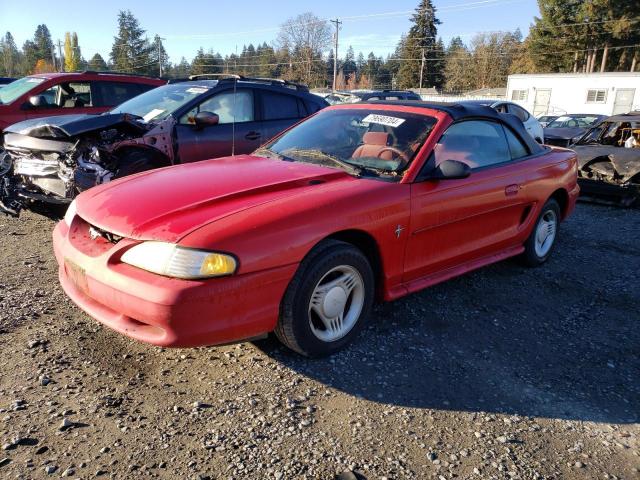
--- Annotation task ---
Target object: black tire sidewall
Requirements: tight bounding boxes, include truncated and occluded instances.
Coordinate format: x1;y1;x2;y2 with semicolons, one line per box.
114;150;160;179
283;244;374;357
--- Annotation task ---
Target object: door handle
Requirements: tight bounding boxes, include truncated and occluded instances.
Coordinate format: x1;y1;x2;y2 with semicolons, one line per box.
505;184;521;196
245;131;261;141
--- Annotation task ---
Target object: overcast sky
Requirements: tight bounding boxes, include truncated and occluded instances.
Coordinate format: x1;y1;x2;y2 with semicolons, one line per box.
0;0;540;62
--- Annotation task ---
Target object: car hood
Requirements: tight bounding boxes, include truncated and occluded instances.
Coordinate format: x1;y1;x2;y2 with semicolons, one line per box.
4;113;147;138
543;127;586;140
76;155;351;243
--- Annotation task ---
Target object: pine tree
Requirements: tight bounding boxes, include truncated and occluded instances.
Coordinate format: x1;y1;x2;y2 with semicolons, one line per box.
342;46;357;83
444;37;473;93
0;32;20;76
396;0;441;89
88;53;108;71
110;10;152;74
150;35;168;77
191;48;222;75
527;0;639;73
34;25;54;64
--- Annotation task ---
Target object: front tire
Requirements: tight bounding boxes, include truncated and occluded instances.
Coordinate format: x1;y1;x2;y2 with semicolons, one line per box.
521;198;560;266
113;150;166;179
275;240;374;357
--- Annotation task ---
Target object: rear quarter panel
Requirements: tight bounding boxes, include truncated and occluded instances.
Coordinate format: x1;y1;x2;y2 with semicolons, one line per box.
522;147;578;221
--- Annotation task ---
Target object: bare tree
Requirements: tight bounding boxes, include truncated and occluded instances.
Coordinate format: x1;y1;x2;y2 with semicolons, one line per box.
276;12;331;86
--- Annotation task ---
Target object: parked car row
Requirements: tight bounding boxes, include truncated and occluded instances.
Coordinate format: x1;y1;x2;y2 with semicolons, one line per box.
0;73;327;215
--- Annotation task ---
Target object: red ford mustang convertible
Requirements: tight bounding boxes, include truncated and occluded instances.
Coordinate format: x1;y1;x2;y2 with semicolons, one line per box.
53;102;579;356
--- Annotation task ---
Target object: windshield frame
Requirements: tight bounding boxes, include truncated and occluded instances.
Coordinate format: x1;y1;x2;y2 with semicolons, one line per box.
259;106;439;182
0;76;47;105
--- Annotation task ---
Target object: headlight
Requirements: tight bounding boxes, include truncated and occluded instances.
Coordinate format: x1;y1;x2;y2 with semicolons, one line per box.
63;199;77;226
120;241;237;279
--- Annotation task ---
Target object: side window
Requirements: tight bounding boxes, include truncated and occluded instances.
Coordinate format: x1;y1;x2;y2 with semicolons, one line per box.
508;104;530;122
180;90;254;125
433;120;511;169
61;82;92;107
38;85;59;106
95;82;144;107
503;127;530;159
262;91;301;121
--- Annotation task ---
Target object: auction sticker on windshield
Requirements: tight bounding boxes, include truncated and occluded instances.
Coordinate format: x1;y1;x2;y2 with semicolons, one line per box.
186;87;209;94
142;109;165;122
362;114;406;128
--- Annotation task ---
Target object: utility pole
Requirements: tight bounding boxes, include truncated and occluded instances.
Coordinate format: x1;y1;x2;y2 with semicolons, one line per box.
51;46;57;72
330;18;342;92
56;40;63;72
419;48;425;90
156;36;166;77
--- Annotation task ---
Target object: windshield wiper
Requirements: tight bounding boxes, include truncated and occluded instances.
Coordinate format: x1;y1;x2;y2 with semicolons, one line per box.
280;148;366;176
253;147;284;160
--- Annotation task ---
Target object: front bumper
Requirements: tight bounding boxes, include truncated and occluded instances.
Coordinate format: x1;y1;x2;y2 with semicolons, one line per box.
53;220;297;347
578;177;640;206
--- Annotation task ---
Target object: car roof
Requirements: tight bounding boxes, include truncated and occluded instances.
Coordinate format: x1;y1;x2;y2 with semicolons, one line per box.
26;72;163;84
166;78;325;103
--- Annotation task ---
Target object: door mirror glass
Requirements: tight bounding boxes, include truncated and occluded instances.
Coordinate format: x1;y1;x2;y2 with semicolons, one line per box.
431;159;471;180
28;95;47;108
194;111;219;128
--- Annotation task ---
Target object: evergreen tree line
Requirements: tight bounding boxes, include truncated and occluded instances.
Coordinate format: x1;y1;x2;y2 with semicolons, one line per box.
1;1;638;93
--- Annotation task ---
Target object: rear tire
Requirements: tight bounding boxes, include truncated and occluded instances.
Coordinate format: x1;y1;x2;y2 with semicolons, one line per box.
521;198;560;266
275;240;374;357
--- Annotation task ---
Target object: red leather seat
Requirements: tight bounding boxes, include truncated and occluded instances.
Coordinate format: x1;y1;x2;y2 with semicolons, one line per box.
351;132;393;160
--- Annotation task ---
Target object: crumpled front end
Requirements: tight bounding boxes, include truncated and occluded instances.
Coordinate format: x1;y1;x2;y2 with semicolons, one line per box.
0;133;113;216
1;114;173;216
575;145;640;206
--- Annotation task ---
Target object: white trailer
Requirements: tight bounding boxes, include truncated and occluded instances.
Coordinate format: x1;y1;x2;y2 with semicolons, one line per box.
506;72;640;117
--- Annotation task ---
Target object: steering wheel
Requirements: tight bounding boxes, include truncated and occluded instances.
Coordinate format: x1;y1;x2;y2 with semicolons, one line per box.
377;146;410;164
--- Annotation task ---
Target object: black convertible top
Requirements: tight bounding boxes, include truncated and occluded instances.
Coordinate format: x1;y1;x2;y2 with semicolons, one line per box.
361;100;545;155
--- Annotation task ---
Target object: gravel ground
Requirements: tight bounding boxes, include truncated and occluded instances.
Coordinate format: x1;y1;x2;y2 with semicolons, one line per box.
0;203;638;480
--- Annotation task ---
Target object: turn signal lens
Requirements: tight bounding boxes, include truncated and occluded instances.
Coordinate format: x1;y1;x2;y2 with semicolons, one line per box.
200;253;237;277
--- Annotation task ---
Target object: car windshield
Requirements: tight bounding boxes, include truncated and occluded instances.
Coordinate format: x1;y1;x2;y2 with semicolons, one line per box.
0;77;45;104
547;115;602;129
577;120;640;146
258;109;436;177
110;83;212;122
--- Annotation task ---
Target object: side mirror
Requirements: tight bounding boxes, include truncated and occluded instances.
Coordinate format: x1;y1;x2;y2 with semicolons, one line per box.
28;95;47;108
193;111;219;128
431;159;471;180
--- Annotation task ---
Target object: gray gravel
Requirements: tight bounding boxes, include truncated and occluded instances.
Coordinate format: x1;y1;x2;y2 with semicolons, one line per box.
0;203;639;479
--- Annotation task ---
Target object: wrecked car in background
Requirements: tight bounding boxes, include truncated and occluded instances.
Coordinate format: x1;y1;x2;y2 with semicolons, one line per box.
1;75;327;216
574;111;640;206
543;114;607;148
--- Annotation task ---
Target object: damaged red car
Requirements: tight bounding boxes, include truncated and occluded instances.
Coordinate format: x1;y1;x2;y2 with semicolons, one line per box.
53;101;579;357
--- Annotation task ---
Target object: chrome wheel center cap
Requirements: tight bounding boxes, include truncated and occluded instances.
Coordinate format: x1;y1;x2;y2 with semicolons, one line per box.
322;286;347;319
